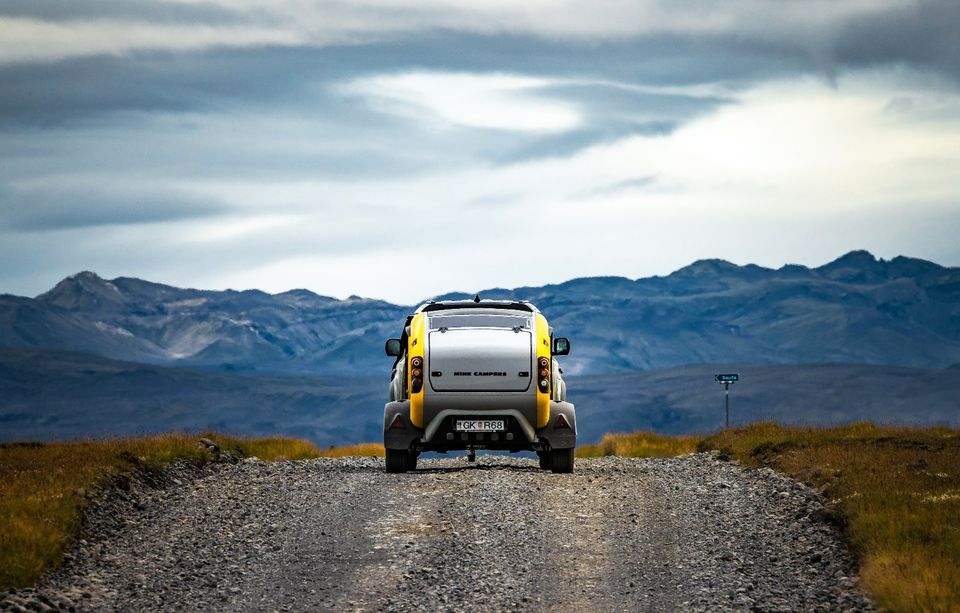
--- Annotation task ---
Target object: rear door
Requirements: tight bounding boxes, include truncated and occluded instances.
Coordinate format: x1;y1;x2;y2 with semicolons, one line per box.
428;327;532;392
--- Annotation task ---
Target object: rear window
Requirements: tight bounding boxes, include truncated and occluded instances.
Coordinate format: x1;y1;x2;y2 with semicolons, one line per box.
428;314;531;330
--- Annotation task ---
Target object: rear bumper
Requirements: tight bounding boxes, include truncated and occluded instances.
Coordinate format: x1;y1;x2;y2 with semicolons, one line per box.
383;399;576;452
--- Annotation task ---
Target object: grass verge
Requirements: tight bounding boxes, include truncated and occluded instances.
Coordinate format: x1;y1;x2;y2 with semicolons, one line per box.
700;423;960;612
584;422;960;612
0;433;322;589
317;442;385;458
577;430;701;458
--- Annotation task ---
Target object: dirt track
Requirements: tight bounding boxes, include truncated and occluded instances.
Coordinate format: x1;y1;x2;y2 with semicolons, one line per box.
2;454;872;612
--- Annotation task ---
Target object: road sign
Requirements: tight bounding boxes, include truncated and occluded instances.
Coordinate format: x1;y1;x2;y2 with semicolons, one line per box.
715;373;740;429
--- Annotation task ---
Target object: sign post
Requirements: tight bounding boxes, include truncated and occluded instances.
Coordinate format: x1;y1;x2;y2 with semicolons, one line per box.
714;373;739;429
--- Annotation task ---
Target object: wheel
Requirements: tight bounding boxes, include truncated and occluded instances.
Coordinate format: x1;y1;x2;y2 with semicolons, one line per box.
550;448;575;474
385;448;412;473
538;452;551;470
407;452;419;471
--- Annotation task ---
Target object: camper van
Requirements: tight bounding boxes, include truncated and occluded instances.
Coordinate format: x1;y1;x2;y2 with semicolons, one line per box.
383;298;576;473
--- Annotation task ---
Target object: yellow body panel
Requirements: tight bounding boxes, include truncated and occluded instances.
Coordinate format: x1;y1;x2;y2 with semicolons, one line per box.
407;312;426;428
534;312;551;428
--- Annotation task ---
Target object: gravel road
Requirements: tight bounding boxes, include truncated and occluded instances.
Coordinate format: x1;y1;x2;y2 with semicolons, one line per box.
2;453;872;612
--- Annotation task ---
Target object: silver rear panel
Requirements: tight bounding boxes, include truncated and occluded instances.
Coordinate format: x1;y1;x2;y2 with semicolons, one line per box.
427;328;532;392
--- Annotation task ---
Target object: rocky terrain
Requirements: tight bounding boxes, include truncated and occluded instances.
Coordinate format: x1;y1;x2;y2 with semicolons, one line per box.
1;454;872;612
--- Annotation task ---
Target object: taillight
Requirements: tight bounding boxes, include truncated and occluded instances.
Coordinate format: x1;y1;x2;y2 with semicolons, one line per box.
537;356;550;393
410;356;423;393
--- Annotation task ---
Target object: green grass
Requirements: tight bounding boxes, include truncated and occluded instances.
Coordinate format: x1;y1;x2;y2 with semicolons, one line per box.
0;433;323;589
588;423;960;612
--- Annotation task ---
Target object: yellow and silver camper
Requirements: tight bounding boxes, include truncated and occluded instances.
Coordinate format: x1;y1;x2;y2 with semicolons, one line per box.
383;298;575;473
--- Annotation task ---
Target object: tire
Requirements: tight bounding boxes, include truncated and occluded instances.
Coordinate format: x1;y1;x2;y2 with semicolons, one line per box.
407;452;419;471
538;452;551;470
385;448;412;473
550;448;575;474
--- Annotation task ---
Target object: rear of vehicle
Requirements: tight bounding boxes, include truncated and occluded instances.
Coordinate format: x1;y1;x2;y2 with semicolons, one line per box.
382;300;576;473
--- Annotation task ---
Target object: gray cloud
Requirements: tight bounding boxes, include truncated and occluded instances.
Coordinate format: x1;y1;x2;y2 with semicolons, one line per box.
0;35;755;190
0;18;850;130
488;121;675;165
0;49;318;127
483;80;729;163
2;1;959;88
0;35;773;185
834;0;960;81
0;185;230;231
0;0;251;25
0;3;959;301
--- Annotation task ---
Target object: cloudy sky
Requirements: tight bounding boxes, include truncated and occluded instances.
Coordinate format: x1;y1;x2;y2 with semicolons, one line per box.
2;0;959;303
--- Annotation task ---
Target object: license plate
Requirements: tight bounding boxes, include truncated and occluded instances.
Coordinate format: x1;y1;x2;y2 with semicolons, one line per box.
455;419;506;432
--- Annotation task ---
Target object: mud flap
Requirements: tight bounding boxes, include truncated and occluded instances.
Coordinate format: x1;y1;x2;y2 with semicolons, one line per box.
384;400;423;450
536;401;577;450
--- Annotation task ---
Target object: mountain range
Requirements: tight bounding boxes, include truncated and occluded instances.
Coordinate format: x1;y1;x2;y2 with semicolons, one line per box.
2;250;959;444
2;250;959;376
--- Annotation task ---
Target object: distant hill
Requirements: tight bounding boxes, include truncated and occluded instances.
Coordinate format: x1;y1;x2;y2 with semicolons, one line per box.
0;272;409;375
2;250;959;375
572;362;960;436
1;349;957;445
0;348;383;447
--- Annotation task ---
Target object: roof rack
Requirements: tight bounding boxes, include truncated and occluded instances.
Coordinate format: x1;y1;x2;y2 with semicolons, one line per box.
417;300;535;313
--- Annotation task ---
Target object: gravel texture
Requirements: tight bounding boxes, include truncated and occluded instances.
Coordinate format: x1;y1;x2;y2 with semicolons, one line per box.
2;453;872;612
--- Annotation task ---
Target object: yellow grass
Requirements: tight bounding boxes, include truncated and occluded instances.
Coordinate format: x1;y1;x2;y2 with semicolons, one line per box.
0;433;322;589
226;436;323;461
317;442;385;458
699;423;960;612
579;422;960;611
577;430;700;458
